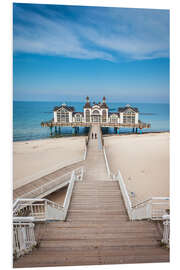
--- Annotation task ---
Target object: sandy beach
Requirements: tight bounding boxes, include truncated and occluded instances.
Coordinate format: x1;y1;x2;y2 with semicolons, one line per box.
13;136;85;189
104;132;169;203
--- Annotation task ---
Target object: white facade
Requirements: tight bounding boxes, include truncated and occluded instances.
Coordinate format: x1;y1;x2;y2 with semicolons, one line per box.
53;99;139;125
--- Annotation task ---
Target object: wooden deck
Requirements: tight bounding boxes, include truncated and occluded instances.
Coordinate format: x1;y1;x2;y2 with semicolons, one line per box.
13;125;169;267
41;121;151;129
13;160;85;200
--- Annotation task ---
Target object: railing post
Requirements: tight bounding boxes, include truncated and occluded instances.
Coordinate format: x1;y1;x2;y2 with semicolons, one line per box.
146;202;152;219
44;200;48;220
162;215;170;246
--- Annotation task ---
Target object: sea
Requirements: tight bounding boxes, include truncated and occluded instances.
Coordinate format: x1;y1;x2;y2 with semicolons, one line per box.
13;101;170;142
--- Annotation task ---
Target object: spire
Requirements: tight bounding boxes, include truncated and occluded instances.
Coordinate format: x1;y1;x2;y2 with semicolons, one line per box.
103;96;106;103
86;96;89;102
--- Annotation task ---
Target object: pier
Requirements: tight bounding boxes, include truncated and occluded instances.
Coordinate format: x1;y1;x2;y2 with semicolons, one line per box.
41;97;151;136
13;124;169;267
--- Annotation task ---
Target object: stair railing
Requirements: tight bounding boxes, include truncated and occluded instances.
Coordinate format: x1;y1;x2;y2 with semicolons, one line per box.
20;167;84;199
116;170;169;220
161;214;170;246
13;220;36;259
116;170;133;219
13;167;84;221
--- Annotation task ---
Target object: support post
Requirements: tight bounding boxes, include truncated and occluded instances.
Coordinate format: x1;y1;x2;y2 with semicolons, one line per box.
50;126;53;136
114;127;117;134
55;126;57;134
58;127;61;134
136;128;138;134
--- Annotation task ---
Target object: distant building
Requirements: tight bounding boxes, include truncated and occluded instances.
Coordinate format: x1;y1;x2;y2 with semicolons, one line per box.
53;97;139;124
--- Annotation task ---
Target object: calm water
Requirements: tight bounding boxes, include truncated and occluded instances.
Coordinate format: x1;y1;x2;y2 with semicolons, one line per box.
13;101;169;141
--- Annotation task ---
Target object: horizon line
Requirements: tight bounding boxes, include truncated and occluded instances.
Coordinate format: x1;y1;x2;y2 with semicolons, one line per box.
13;100;170;104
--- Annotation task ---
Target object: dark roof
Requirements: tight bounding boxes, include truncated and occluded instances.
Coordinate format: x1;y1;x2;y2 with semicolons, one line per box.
83;102;91;108
100;103;108;109
54;105;75;112
73;112;84;116
108;112;119;116
118;106;139;113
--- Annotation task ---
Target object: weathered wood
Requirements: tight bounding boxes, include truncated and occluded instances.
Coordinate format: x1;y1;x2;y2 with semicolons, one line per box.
14;124;168;268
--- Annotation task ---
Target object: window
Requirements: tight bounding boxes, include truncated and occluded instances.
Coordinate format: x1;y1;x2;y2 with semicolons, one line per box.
57;108;69;123
102;110;106;122
75;114;82;122
123;110;135;124
110;115;118;123
86;110;90;122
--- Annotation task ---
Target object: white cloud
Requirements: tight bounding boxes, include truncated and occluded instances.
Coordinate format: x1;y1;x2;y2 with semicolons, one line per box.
13;5;169;61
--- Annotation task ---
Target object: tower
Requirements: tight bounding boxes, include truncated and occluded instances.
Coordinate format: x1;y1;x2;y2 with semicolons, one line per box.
86;96;90;103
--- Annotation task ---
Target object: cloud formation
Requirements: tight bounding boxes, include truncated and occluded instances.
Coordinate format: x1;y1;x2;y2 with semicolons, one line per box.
13;4;169;61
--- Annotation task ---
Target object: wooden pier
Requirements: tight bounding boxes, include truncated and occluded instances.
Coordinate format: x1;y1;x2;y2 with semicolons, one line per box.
13;124;169;268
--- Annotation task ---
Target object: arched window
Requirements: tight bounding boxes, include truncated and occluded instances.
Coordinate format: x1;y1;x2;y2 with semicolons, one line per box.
102;110;106;122
92;110;100;122
123;110;135;124
57;108;69;123
92;110;100;115
86;110;90;122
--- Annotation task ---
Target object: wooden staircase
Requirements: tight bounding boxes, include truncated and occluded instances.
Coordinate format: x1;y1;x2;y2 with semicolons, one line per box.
13;160;85;200
14;180;169;267
13;125;169;267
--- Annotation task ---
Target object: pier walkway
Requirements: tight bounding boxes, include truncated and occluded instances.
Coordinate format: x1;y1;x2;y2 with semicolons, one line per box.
14;125;169;267
85;124;110;181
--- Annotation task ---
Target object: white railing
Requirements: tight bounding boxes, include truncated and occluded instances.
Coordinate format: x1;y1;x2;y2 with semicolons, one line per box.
116;170;133;219
20;172;71;199
116;170;169;220
20;167;84;199
13;167;84;259
13;221;36;258
103;146;111;177
132;197;169;220
13;167;84;222
161;215;170;246
84;138;88;160
62;170;76;220
13;198;64;221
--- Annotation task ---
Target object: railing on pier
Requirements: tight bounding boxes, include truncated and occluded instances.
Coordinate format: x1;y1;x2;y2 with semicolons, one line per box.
41;121;151;129
115;170;169;221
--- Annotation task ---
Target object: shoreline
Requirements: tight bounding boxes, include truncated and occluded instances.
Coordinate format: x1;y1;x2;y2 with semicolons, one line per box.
13;130;170;143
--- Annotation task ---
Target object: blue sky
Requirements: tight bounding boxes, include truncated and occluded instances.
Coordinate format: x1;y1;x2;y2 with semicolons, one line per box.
13;4;169;103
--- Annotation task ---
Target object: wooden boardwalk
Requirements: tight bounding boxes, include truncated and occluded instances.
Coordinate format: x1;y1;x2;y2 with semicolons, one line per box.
14;125;169;267
13;160;85;200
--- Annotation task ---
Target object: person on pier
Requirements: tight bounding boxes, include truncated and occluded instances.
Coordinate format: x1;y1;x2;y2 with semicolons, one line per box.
92;132;94;139
95;133;97;139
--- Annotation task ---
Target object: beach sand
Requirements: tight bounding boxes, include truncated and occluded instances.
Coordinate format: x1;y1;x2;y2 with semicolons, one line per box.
104;132;169;203
13;136;85;189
